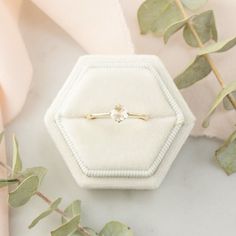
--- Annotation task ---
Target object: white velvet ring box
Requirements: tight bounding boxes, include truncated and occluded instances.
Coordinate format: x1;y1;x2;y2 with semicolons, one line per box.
45;55;195;189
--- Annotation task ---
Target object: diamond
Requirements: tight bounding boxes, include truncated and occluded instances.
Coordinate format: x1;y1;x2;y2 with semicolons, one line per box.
110;105;128;123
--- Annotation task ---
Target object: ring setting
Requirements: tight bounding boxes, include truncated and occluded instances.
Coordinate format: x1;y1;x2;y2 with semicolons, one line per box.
84;104;149;123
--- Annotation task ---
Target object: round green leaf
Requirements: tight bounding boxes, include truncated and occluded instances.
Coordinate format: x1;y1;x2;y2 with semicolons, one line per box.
223;91;236;110
74;228;98;236
215;130;236;175
20;167;47;185
164;17;192;43
137;0;183;35
202;81;236;128
51;215;80;236
199;36;236;55
29;198;62;229
175;55;211;89
99;221;133;236
8;175;39;208
62;200;81;223
183;10;217;47
0;132;4;144
12;135;22;175
181;0;208;10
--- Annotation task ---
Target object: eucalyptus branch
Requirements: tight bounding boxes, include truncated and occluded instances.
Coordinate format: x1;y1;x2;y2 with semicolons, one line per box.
0;160;90;236
138;0;236;174
35;192;90;236
0;134;133;235
175;0;236;109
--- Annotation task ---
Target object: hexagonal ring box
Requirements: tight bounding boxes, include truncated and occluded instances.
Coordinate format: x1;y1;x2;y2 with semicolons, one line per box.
45;55;195;189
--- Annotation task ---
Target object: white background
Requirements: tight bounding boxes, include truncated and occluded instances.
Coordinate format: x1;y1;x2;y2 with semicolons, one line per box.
7;2;236;236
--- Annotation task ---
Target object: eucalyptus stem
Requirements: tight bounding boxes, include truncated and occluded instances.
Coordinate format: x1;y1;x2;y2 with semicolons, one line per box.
175;0;236;109
0;160;90;236
35;192;65;215
36;192;90;236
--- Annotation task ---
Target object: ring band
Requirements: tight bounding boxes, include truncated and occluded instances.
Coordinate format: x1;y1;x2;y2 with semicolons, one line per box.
84;104;149;123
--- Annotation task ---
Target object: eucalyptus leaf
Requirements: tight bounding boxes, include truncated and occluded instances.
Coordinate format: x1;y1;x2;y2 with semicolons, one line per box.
164;16;192;43
29;198;62;229
8;175;39;208
67;231;83;236
199;36;236;55
84;228;98;236
99;221;133;236
215;130;236;175
71;227;98;236
20;167;47;185
181;0;208;10
202;81;236;128
175;55;211;89
62;200;81;224
12;135;22;175
62;200;81;236
183;10;217;47
223;91;236;110
0;132;4;144
0;179;18;188
51;215;80;236
137;0;183;35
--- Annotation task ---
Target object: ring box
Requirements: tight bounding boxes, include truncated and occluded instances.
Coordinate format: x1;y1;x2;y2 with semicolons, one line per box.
45;55;195;189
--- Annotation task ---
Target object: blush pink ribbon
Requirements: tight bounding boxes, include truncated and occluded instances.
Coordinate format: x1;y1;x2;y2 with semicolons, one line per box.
0;1;32;236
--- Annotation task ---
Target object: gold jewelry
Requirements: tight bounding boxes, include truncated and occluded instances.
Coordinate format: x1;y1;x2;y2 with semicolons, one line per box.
84;104;149;123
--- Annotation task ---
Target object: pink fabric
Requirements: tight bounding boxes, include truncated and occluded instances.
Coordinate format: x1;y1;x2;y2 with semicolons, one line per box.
0;0;32;124
0;108;8;236
0;1;32;236
31;0;134;54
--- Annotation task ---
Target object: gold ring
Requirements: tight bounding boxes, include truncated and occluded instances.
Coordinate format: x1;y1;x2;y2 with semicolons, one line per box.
84;104;149;123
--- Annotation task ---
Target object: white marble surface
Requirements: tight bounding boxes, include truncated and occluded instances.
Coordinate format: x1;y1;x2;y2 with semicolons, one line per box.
6;2;236;236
